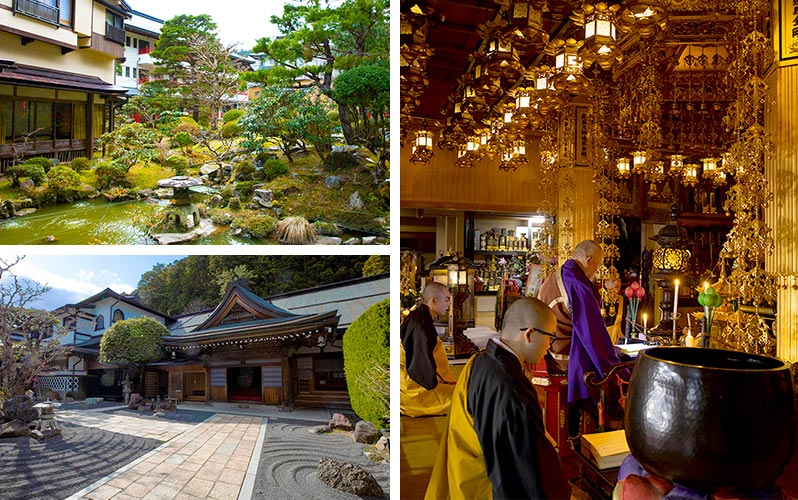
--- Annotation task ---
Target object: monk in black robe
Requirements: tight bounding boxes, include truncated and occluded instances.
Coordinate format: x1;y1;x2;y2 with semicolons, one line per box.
426;297;571;499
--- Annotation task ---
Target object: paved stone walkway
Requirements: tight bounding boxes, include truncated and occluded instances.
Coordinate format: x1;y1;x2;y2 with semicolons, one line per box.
68;413;264;500
58;410;196;442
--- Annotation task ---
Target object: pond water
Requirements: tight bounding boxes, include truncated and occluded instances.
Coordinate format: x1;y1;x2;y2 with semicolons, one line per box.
0;198;263;245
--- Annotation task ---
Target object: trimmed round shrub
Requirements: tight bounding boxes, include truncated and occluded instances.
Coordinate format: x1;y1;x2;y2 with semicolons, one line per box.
231;212;277;240
7;163;46;187
222;119;242;139
166;155;190;175
69;157;92;171
47;165;81;191
263;158;289;181
25;157;55;172
223;109;244;123
343;299;389;427
98;317;168;376
173;116;200;138
174;131;196;149
95;161;130;190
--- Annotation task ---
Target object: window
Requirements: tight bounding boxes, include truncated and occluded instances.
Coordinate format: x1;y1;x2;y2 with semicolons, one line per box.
132;68;137;78
112;309;125;323
126;36;131;47
59;0;73;27
106;11;123;28
95;314;105;331
34;102;53;140
133;38;138;49
54;103;72;140
125;67;130;78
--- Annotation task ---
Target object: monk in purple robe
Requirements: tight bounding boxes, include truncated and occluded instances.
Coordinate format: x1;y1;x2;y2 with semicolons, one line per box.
538;239;627;437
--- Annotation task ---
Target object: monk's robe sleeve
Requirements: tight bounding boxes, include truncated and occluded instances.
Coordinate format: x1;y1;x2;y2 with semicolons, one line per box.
400;310;439;390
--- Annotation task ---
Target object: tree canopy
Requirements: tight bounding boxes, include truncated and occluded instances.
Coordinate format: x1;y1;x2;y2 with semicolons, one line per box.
243;0;389;156
136;255;370;316
98;317;168;388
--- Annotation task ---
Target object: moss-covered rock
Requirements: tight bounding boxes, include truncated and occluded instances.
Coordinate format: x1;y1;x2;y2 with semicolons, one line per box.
343;299;389;428
312;220;343;236
231;212;277;240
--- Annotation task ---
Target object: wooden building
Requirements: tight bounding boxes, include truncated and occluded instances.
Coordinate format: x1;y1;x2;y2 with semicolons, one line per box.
0;0;132;170
47;273;389;410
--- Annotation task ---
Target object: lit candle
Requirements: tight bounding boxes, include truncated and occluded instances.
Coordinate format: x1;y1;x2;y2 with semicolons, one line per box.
642;313;647;340
673;279;680;343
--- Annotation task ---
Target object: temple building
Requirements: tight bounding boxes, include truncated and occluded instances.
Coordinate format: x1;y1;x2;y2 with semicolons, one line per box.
0;0;132;170
400;0;798;497
42;273;389;409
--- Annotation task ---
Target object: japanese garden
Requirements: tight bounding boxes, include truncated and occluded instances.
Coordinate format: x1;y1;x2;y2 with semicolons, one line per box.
0;1;389;245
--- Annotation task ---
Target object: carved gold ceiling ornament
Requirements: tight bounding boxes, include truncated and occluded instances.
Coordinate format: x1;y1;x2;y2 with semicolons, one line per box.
617;0;669;37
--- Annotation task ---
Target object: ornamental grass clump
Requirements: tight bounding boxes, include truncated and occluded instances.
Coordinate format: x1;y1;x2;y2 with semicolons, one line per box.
276;216;317;244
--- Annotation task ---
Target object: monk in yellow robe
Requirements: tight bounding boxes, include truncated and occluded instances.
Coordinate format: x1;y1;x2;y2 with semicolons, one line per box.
426;297;571;499
400;282;458;417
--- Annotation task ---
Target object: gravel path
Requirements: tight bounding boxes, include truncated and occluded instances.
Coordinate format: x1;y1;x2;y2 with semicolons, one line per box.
0;421;161;500
252;418;390;499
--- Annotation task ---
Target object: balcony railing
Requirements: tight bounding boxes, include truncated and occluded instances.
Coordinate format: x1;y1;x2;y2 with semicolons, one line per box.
105;23;125;45
13;0;59;26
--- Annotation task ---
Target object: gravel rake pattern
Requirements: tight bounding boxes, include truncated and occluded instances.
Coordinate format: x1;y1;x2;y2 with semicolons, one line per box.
252;419;390;499
0;421;162;500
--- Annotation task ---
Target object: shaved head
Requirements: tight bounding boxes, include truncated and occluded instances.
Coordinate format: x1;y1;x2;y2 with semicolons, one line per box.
500;297;556;340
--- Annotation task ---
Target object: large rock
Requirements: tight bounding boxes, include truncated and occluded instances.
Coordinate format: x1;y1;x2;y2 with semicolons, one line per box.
343;237;361;245
354;420;380;444
0;420;30;438
128;393;144;410
318;458;384;497
308;425;332;434
253;189;273;208
324;175;344;189
329;413;354;431
2;395;38;424
19;179;34;191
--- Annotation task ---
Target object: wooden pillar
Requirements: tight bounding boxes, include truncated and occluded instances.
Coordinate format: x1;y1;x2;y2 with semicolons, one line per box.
85;97;93;159
282;355;293;407
765;62;798;363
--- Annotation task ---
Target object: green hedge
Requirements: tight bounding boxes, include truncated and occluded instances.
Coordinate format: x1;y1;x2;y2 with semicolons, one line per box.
263;158;289;181
343;298;390;427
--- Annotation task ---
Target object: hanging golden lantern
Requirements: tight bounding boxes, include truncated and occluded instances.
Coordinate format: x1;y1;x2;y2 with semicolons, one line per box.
702;157;719;182
617;157;631;178
682;163;700;186
581;3;622;71
552;38;588;93
669;154;684;177
410;129;435;165
632;150;647;174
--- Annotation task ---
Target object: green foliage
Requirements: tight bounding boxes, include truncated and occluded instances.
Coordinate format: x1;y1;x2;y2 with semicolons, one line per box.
312;220;342;236
233;180;260;200
263;158;289;181
99;317;168;368
95;162;131;190
136;256;369;316
222;119;242;139
343;299;390;427
333;64;389;154
97;123;160;171
241;86;332;162
25;157;55;173
46;165;82;198
209;208;234;225
166;155;190;175
215;264;257;296
223;109;244;123
69;157;92;172
173;117;200;138
362;255;389;277
231;212;278;241
234;159;257;181
7;162;46;187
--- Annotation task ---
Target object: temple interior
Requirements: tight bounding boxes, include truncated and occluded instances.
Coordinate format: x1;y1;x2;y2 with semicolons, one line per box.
399;0;798;497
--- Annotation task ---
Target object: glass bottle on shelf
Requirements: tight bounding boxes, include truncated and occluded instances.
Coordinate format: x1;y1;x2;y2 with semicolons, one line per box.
499;228;507;251
508;230;516;251
520;233;528;250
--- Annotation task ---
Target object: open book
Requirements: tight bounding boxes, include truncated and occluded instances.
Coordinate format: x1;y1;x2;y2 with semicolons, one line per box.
581;430;630;469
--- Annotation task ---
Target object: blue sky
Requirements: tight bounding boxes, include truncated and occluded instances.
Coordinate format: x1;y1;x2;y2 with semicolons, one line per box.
0;255;185;310
128;0;284;50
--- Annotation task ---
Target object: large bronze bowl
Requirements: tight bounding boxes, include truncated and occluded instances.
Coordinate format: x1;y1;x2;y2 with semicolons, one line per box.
625;347;796;493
